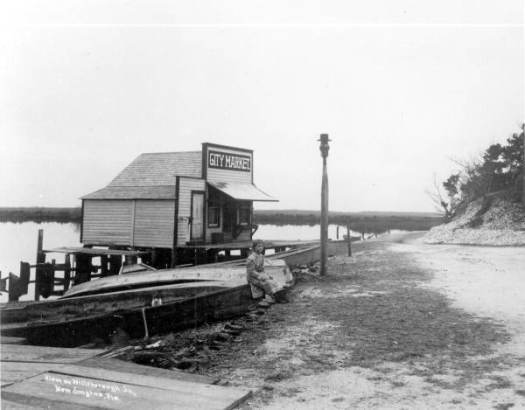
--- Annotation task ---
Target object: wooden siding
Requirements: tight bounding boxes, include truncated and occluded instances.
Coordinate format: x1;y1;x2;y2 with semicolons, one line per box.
82;200;133;246
177;178;206;245
237;229;252;242
205;146;253;184
133;200;175;248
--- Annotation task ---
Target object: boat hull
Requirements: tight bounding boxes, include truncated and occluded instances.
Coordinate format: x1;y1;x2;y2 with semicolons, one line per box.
4;284;254;347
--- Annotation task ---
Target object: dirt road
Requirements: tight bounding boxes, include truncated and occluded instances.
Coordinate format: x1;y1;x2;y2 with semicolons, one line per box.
201;235;525;409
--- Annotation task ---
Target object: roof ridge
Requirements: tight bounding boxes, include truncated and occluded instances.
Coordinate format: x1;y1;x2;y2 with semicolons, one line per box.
139;150;201;155
107;184;176;187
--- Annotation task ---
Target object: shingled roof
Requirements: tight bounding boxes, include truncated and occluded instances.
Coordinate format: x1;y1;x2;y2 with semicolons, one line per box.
82;151;202;199
109;151;202;186
82;185;177;200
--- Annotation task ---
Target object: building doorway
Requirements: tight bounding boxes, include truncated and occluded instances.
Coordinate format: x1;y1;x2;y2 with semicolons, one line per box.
190;191;204;241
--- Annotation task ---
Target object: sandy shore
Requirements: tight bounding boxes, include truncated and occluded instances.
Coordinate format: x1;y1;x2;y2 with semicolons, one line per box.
129;234;525;409
395;237;525;356
240;236;525;409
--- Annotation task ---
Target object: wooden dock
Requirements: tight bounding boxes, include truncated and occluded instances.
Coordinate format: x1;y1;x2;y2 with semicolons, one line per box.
1;341;252;409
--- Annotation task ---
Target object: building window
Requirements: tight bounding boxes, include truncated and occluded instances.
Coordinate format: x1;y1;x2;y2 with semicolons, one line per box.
208;205;220;228
238;205;251;226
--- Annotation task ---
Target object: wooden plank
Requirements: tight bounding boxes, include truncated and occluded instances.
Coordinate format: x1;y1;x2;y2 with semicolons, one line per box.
1;355;213;388
55;364;249;402
2;397;42;409
4;375;189;409
177;239;319;249
45;248;145;256
0;344;105;363
77;358;216;385
2;392;100;410
1;362;68;387
2;367;252;410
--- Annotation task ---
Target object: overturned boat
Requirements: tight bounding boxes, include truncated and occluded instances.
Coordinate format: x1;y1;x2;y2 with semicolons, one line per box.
0;259;293;347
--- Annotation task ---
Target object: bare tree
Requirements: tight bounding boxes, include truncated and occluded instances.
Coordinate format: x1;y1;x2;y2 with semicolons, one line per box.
426;174;454;220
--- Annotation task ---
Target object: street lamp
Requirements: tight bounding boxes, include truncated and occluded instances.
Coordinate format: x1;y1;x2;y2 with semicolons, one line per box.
318;134;330;276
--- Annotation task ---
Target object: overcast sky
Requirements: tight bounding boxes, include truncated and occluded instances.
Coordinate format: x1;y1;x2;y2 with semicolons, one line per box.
1;1;523;212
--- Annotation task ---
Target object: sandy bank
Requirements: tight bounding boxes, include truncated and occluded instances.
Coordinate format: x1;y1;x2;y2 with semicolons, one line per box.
394;241;525;356
212;239;525;409
423;196;525;246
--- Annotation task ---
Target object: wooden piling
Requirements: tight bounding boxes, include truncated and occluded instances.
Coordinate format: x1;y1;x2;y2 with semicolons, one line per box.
193;249;198;266
36;263;54;299
125;255;138;265
34;229;45;301
109;254;122;276
100;255;109;277
170;248;178;268
8;262;30;302
36;229;44;265
75;254;92;285
346;224;352;257
63;254;71;291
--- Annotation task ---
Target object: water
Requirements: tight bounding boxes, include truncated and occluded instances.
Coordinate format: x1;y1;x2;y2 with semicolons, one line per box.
0;222;81;275
0;222;358;275
0;222;364;302
255;224;357;241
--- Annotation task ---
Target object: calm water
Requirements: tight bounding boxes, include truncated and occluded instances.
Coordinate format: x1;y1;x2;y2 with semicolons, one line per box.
0;222;359;275
0;222;362;302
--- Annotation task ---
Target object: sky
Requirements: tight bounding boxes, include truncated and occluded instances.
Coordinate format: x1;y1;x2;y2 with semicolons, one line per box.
0;1;523;213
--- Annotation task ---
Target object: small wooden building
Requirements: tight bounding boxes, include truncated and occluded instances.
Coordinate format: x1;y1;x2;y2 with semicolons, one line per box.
81;143;277;266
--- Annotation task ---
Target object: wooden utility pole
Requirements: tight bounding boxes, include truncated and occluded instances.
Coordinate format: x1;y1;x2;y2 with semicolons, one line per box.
319;134;330;276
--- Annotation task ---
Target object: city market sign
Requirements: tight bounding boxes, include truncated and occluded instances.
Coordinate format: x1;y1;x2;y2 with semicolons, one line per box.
208;150;251;172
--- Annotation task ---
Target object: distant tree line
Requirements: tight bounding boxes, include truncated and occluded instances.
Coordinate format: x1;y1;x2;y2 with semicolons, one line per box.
0;207;82;223
434;123;524;219
0;206;442;233
253;211;443;233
